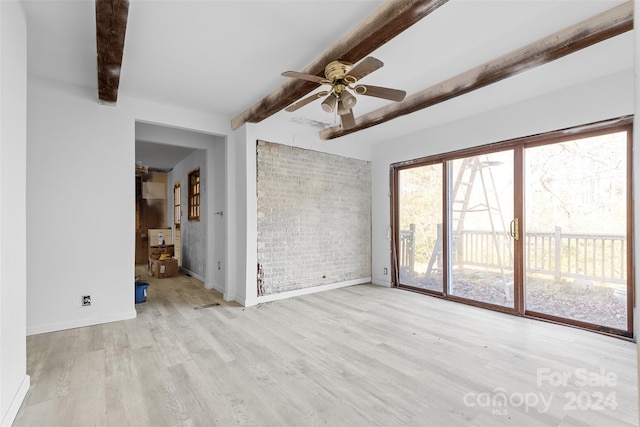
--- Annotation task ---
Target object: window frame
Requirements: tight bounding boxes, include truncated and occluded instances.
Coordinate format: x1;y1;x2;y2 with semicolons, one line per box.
390;116;634;338
173;182;181;228
188;168;200;221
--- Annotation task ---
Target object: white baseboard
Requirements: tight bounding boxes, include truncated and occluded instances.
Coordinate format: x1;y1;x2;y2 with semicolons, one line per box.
242;277;371;307
26;310;137;336
206;282;224;293
179;267;220;291
179;267;206;283
223;291;236;302
1;374;30;427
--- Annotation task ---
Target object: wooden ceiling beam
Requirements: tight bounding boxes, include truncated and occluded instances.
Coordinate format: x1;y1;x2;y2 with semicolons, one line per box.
96;0;129;104
231;0;449;130
320;0;634;140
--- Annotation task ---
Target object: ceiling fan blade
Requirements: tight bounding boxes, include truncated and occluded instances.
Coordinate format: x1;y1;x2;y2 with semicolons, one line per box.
346;57;383;81
284;91;328;112
356;84;406;102
282;71;328;85
340;108;356;129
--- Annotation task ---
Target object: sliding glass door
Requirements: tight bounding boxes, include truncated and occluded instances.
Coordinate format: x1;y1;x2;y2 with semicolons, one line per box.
524;130;630;331
448;151;515;309
393;118;633;337
397;163;443;293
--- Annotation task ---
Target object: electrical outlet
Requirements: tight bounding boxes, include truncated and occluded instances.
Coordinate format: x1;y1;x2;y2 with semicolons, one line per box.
383;268;388;275
82;295;91;306
217;261;221;270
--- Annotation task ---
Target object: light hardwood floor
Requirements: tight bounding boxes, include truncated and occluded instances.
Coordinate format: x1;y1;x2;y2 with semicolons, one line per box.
14;268;638;426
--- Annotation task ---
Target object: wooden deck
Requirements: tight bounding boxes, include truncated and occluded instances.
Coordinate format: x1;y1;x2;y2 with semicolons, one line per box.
14;268;638;426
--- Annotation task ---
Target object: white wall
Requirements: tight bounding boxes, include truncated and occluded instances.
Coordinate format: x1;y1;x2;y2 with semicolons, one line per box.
233;125;250;305
0;2;30;425
212;140;226;291
27;79;137;334
168;149;207;280
370;69;635;286
26;76;237;334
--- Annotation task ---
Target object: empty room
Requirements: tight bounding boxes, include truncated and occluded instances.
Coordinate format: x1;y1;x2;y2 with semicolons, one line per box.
1;0;638;426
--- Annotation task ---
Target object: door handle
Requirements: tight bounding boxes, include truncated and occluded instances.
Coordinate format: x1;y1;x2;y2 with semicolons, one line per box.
510;218;519;241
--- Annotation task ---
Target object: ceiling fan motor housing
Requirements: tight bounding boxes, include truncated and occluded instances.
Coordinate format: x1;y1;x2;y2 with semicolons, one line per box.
324;60;353;81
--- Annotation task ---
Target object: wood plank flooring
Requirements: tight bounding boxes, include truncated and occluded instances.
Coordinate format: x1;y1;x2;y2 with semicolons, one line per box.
14;268;638;426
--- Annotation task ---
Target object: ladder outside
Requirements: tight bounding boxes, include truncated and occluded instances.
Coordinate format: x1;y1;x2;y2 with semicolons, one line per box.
425;156;513;299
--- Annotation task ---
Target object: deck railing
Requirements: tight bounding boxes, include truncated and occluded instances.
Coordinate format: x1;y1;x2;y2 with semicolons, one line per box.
399;224;415;272
400;224;626;284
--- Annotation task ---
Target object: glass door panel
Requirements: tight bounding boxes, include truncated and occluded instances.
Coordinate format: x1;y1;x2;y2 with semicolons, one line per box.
448;151;515;308
524;132;628;330
397;164;443;293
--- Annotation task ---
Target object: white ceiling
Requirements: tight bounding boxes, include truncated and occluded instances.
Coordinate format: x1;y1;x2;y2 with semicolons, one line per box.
22;0;634;149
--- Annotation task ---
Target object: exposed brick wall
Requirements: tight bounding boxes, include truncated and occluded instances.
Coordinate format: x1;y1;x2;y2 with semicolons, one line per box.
257;140;371;295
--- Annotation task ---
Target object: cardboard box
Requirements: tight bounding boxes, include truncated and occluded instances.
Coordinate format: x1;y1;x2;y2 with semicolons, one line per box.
148;257;179;278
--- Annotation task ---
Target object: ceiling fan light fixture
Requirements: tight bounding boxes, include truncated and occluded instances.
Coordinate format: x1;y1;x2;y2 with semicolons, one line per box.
337;99;350;116
321;94;338;113
340;90;357;110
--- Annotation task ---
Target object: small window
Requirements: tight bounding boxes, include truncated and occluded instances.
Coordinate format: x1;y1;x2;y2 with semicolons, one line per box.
188;168;200;221
173;182;181;228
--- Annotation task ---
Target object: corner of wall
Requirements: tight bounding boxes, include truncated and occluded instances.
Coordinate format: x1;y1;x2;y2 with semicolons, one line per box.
0;1;29;425
0;375;29;427
371;278;392;287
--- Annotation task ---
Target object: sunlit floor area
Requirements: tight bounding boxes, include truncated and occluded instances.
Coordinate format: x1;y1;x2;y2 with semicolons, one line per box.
14;269;638;426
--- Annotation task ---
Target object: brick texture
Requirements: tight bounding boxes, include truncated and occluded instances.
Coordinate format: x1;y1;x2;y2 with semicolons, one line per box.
257;140;371;295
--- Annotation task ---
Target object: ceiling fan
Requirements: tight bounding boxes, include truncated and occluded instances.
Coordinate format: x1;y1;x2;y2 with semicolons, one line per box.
282;57;406;129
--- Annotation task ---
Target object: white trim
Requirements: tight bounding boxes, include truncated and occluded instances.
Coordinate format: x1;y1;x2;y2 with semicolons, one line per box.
223;292;237;303
179;267;217;290
235;295;250;307
1;374;30;427
209;282;224;293
243;277;371;307
26;310;136;336
179;267;206;284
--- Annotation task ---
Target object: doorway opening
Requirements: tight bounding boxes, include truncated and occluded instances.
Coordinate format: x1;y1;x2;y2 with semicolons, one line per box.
135;121;227;294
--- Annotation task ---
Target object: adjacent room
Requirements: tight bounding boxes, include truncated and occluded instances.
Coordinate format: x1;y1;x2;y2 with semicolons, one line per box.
1;0;638;425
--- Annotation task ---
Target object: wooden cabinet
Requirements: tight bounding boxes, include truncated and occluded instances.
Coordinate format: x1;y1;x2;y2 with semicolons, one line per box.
148;228;172;247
